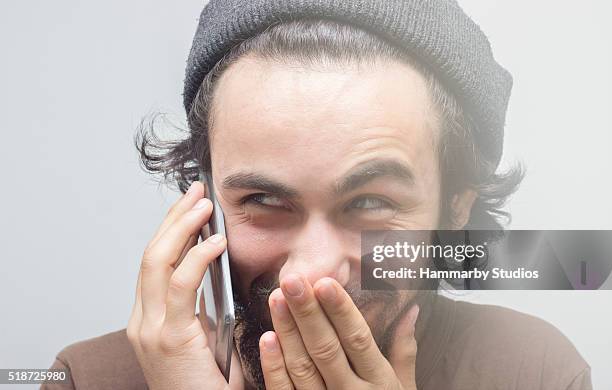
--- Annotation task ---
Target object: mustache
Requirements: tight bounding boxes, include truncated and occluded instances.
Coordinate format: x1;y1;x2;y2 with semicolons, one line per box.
234;273;401;330
234;274;278;330
252;278;278;301
239;273;400;308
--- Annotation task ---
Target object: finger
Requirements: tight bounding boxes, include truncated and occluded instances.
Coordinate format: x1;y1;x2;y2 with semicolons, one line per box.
260;331;294;390
175;234;198;269
313;277;391;383
269;289;326;389
279;274;354;388
140;198;213;322
165;234;226;329
149;181;207;248
388;305;419;389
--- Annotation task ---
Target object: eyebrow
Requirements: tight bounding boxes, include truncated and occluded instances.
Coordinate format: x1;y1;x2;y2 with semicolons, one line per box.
334;159;415;195
221;158;415;197
222;172;300;198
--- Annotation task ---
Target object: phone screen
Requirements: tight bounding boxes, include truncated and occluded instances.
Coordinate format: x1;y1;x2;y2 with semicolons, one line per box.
200;170;235;382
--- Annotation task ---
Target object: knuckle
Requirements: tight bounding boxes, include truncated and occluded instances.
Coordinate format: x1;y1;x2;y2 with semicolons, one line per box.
158;323;203;356
286;354;318;383
126;312;141;336
265;362;290;386
158;333;181;355
126;323;139;345
166;203;178;218
309;337;341;363
138;327;159;352
266;360;286;376
140;251;158;273
380;378;402;390
269;380;293;390
168;275;191;294
143;241;154;254
344;326;373;354
371;363;395;386
275;385;293;390
337;301;354;318
293;301;319;319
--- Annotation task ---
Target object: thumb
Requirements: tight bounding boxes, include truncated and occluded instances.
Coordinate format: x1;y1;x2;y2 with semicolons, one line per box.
388;304;419;389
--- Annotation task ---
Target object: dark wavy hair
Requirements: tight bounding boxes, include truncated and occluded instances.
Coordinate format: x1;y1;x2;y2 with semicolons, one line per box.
135;19;524;229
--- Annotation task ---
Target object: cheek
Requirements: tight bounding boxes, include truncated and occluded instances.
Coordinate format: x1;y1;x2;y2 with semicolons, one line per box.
225;220;290;287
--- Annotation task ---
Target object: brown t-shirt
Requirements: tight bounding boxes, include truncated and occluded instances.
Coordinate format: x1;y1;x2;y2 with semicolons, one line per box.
41;295;592;390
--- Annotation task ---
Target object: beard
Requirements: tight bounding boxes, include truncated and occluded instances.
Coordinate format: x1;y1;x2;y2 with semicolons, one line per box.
232;273;419;390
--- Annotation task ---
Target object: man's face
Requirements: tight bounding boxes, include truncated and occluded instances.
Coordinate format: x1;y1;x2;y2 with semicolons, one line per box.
207;55;442;385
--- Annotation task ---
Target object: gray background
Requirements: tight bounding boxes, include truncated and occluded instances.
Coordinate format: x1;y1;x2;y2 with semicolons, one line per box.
1;0;610;388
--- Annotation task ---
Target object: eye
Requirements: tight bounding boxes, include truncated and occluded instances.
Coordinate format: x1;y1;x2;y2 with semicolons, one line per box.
243;193;290;209
346;196;396;212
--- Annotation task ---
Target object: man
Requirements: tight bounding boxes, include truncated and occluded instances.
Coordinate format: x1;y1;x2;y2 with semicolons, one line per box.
43;1;592;389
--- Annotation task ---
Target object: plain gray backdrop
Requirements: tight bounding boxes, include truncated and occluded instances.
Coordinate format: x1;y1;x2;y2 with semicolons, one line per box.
1;1;610;388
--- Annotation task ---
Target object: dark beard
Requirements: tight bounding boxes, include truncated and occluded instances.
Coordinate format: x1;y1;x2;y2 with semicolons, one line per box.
233;273;414;390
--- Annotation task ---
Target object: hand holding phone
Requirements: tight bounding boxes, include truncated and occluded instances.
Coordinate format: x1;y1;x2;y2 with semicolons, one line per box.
127;176;239;389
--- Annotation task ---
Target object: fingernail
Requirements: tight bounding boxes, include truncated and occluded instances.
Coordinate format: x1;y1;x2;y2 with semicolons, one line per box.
261;331;278;352
208;233;224;244
186;181;198;195
192;198;209;210
283;274;304;297
317;278;337;302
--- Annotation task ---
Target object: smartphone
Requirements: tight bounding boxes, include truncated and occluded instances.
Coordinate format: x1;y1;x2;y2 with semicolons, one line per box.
200;170;235;382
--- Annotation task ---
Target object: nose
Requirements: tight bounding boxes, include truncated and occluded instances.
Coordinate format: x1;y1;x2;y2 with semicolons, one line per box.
279;213;352;288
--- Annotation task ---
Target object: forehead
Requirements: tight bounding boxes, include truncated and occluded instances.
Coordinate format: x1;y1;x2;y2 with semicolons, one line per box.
208;56;438;180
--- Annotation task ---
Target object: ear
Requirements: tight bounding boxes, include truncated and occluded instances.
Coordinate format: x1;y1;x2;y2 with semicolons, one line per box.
450;189;478;229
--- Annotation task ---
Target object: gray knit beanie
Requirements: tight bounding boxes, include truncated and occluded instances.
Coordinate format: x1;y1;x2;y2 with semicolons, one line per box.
184;0;512;168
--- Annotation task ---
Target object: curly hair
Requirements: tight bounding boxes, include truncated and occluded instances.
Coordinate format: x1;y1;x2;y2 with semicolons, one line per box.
135;19;524;230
